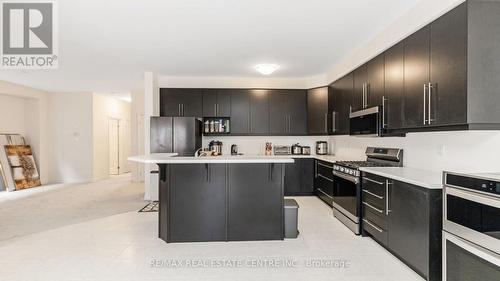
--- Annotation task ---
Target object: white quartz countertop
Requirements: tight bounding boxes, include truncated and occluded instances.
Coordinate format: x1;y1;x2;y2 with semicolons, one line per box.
359;167;443;189
128;154;295;163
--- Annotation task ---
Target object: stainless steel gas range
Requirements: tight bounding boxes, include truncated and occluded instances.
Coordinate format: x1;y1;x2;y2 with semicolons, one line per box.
332;147;403;234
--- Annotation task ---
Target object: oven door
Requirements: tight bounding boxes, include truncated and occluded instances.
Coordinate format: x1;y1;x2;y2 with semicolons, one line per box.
349;106;380;136
443;231;500;281
444;185;500;254
332;170;360;223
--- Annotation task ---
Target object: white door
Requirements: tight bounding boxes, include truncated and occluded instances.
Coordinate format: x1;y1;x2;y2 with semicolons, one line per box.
108;119;120;175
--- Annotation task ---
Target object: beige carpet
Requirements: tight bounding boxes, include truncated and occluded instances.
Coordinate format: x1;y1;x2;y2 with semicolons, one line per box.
0;174;146;241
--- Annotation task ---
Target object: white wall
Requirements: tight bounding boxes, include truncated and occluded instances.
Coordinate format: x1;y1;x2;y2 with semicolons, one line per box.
157;74;326;90
0;94;26;135
130;90;145;182
330;131;500;174
92;93;132;181
325;0;464;83
47;92;94;183
0;81;49;184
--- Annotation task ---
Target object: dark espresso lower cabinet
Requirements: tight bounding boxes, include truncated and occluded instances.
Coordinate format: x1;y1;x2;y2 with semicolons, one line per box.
227;163;283;241
166;164;227;242
159;163;285;243
285;158;314;196
362;172;442;281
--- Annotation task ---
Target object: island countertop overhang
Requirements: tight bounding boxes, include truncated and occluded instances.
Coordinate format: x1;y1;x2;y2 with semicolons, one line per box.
128;153;295;164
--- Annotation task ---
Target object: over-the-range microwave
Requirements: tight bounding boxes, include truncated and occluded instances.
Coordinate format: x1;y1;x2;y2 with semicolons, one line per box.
349;106;381;136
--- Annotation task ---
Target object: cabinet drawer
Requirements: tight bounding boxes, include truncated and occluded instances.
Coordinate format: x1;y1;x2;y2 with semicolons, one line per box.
363;206;387;230
362;193;385;212
362;174;386;198
363;218;388;246
363;208;388;245
316;161;333;180
315;175;333;192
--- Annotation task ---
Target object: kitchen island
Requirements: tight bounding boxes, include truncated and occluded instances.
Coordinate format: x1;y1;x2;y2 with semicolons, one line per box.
129;154;294;243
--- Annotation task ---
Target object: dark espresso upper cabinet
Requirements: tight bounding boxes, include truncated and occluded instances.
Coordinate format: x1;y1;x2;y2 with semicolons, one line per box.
270;90;307;135
352;65;367;112
429;2;467;126
403;25;431;128
307;87;329;135
249;90;270;135
366;54;385;107
160;88;203;117
330;73;352;135
202;89;231;117
384;42;404;130
230;90;250;134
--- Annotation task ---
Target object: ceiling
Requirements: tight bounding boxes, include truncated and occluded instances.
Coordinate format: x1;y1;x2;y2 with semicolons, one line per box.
0;0;420;93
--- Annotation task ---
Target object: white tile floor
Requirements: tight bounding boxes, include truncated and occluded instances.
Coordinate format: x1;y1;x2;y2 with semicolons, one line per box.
0;196;424;281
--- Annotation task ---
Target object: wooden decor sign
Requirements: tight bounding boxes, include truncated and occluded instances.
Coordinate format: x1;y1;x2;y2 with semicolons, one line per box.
4;145;41;190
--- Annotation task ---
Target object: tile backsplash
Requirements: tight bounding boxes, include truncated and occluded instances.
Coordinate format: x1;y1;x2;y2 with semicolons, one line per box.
202;136;332;156
204;130;500;174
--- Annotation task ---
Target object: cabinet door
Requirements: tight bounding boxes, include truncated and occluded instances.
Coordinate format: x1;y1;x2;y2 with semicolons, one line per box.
202;89;217;117
217;90;232;117
287;90;308;135
384;42;405;129
269;90;288;135
181;90;203;117
228;163;283;241
352;65;367;111
249;89;269;134
307;87;329;135
284;161;301;195
334;73;353;135
430;2;467;126
366;54;385;107
160;88;182;117
403;26;430;128
230;90;250;134
300;158;314;193
388;181;429;277
169;164;226;242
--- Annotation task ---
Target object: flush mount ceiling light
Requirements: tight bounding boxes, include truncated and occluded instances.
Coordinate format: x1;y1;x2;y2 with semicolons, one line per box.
254;63;280;75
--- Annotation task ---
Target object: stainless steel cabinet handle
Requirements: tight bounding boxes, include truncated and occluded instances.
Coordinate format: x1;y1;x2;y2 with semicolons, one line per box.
366;83;370;107
317;188;333;199
423;84;427;125
363;219;383;233
324;113;328;133
288;115;291;133
364;177;384;185
386;180;392;215
178;104;181;116
382;96;387;128
331;111;336;133
428;82;433;124
317;162;333;169
318;174;333;182
363;202;383;214
363;189;384;200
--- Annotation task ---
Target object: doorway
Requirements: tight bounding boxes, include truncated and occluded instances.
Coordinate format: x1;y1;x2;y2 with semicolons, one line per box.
108;118;120;175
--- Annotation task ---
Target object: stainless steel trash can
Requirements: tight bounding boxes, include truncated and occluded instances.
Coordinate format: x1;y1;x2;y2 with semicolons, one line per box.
284;199;299;238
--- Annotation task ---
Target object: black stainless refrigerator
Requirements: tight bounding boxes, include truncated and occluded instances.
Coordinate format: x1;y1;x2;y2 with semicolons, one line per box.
150;117;202;156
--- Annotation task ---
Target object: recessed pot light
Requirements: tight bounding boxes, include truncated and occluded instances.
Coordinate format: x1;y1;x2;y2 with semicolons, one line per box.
254;63;280;75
